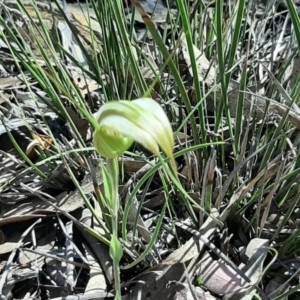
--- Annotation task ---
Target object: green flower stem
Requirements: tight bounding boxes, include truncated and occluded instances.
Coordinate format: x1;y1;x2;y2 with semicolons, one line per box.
107;158;120;223
107;158;122;300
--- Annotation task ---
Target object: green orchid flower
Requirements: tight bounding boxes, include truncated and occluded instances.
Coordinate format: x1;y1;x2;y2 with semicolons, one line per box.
94;98;175;167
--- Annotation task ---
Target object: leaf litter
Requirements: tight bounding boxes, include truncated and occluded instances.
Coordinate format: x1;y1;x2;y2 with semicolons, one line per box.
0;0;300;300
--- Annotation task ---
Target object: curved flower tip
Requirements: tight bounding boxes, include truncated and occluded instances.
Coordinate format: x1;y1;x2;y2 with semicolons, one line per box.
93;98;175;166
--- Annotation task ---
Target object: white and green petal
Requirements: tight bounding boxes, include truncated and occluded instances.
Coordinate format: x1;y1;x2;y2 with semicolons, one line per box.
93;98;175;167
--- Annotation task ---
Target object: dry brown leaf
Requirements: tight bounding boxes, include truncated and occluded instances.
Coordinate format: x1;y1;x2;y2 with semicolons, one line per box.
128;209;220;299
119;159;147;174
25;134;53;160
65;106;89;139
0;77;21;89
180;34;216;86
166;281;207;300
223;238;269;300
197;257;248;295
125;189;153;244
0;167;103;226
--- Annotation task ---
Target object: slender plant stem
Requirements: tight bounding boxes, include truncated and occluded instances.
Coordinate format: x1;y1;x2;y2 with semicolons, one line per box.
108;158;120;226
107;158;122;300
